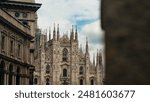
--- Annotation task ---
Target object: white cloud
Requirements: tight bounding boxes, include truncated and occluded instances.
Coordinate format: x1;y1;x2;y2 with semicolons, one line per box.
79;20;104;48
36;0;100;29
80;20;102;35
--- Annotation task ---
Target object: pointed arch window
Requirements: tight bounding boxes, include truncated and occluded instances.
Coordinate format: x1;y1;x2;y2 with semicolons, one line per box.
63;69;67;77
79;66;84;75
62;48;68;62
46;64;50;73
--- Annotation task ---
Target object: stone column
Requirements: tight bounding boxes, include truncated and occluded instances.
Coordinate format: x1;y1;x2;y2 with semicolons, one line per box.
27;78;29;85
12;75;15;85
22;77;24;85
6;74;8;85
4;74;7;85
26;77;28;85
19;76;22;85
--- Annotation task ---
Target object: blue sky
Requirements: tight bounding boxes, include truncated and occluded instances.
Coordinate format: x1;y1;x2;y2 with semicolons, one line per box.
35;0;104;62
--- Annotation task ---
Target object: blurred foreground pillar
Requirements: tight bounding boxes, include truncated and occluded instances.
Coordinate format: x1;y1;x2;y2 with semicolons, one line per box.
101;0;150;84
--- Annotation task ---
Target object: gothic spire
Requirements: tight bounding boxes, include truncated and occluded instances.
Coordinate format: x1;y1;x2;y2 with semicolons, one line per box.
72;25;74;34
99;49;102;65
93;53;95;67
86;37;89;54
80;44;83;53
57;24;60;40
49;27;51;40
96;49;99;65
53;23;56;40
46;29;48;41
75;25;78;41
70;25;74;40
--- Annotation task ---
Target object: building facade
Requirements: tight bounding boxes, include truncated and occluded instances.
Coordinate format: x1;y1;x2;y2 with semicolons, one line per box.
0;0;41;85
34;25;104;85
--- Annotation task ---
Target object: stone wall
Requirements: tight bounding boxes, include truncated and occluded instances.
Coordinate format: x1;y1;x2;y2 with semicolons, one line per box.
101;0;150;84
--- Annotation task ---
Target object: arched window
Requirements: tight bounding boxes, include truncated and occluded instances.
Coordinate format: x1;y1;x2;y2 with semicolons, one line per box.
16;67;20;85
0;61;5;85
46;64;50;73
46;78;49;85
90;79;94;85
62;48;68;62
63;69;67;77
79;66;84;75
80;79;83;85
9;64;13;85
34;78;38;85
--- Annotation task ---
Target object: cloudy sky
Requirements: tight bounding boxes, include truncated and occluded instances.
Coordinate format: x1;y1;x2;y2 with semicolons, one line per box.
35;0;104;62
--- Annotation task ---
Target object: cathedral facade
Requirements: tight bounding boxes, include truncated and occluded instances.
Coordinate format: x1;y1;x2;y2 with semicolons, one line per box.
34;25;104;85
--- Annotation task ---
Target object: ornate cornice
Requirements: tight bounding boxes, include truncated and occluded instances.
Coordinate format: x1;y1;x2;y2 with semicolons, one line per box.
0;1;41;11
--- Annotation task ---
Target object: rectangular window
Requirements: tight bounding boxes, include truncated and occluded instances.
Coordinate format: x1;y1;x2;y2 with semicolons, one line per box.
1;36;5;50
18;44;21;57
10;41;13;54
